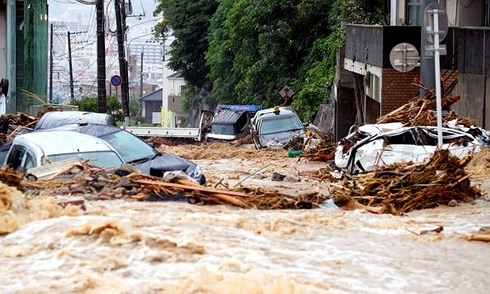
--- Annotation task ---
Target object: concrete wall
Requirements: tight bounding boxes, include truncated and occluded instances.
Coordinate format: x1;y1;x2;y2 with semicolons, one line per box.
0;3;6;78
452;73;487;127
456;0;484;26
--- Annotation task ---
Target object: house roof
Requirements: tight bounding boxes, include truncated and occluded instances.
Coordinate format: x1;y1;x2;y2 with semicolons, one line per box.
167;72;183;79
139;88;162;102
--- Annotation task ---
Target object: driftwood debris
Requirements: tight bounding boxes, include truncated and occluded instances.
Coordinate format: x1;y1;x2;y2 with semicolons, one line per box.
284;128;337;162
330;149;481;215
19;162;326;210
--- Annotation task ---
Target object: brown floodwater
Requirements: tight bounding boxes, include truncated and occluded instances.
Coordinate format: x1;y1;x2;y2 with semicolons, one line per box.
0;194;489;293
1;143;490;293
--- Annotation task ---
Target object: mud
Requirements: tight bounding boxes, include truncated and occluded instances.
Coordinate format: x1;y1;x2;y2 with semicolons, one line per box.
0;142;489;293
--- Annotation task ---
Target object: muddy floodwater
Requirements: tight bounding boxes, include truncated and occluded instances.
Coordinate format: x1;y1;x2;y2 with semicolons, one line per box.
1;143;490;293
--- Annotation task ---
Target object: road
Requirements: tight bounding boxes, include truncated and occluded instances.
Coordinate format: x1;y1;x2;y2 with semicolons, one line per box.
0;142;489;293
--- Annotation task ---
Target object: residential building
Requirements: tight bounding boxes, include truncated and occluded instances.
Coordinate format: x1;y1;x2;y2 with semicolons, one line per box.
0;1;48;114
336;0;490;140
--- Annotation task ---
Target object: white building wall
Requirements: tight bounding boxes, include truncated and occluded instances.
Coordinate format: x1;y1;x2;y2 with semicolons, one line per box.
161;53;186;127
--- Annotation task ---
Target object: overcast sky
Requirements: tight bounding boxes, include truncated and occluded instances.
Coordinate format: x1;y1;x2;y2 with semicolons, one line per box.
48;0;159;26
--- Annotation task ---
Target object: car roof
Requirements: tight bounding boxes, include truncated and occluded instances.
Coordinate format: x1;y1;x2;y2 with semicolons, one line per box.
46;123;122;137
253;107;297;120
12;131;116;155
34;111;116;130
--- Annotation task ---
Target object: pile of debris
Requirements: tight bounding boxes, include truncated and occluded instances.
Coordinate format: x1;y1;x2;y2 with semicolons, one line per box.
284;128;337;162
377;88;474;127
330;149;482;215
16;162;326;210
0;104;56;145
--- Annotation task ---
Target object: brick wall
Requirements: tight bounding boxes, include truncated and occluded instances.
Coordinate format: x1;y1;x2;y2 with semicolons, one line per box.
381;68;420;115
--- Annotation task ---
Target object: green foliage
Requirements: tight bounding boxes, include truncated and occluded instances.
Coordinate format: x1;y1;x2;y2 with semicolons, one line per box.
181;86;200;112
129;98;141;117
68;96;124;122
337;0;387;25
157;0;386;120
106;96;123;122
206;0;334;119
69;97;97;112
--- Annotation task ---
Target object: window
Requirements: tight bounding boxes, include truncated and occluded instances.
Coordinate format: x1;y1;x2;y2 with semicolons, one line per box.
6;145;28;171
259;115;304;135
407;0;422;25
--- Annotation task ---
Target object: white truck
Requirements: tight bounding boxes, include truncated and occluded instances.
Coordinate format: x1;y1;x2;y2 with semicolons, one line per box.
123;111;214;141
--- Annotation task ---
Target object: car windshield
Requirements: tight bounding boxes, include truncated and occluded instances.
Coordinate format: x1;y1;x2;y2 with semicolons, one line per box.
260;115;303;135
211;123;235;135
50;151;123;168
99;130;157;163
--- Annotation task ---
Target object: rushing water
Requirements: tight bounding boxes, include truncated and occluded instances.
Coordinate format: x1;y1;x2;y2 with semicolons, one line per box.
1;196;489;293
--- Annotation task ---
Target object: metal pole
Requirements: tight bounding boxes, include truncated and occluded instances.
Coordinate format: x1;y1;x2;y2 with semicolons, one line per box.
96;0;107;113
6;0;16;113
49;23;53;104
68;31;75;101
140;51;144;99
390;0;397;25
433;9;443;148
115;0;130;125
420;0;436;96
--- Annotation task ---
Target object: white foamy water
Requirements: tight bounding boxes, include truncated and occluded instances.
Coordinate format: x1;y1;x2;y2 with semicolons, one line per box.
1;198;489;293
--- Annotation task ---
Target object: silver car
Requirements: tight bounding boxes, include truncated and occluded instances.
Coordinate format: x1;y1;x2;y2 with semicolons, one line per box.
4;131;124;172
250;106;306;149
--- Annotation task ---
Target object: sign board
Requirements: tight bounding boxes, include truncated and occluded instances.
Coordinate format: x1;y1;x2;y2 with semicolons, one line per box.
389;43;420;73
425;44;447;56
424;2;448;44
279;86;294;98
111;75;122;87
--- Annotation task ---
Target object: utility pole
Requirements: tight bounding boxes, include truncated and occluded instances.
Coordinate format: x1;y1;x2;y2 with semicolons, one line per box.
96;0;107;113
49;23;53;104
68;31;75;101
115;0;130;125
140;51;144;99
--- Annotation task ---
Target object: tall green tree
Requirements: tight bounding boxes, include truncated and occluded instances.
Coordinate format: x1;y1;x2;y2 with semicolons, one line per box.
206;0;333;120
156;0;386;121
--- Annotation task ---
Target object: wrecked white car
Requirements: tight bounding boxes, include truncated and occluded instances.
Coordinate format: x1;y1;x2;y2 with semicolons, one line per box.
335;122;490;174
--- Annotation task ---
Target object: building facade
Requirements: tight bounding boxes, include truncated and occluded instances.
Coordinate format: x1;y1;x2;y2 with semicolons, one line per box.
337;0;490;140
0;0;48;114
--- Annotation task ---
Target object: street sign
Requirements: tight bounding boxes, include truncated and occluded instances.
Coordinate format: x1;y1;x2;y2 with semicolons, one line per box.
424;2;448;44
279;86;294;98
425;44;447;56
111;75;122;87
389;43;420;73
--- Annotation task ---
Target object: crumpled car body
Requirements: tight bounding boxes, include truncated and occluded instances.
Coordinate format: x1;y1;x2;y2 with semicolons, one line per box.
250;107;306;148
335;121;490;174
